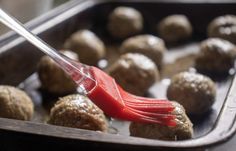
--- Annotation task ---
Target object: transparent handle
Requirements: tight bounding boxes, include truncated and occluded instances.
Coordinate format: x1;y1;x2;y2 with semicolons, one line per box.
0;8;96;94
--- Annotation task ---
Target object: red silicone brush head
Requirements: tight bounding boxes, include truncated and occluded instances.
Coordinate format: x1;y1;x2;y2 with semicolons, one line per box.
87;67;176;126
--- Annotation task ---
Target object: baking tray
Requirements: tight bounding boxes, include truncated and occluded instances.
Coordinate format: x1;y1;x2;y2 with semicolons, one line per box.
0;0;236;150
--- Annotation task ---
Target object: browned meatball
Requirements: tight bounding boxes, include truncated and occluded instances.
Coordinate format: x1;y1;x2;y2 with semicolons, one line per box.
195;38;236;74
208;15;236;44
157;15;192;43
48;94;108;132
130;102;193;140
37;50;78;95
0;85;34;120
108;53;159;96
108;6;143;39
64;30;106;65
167;72;216;115
120;35;166;68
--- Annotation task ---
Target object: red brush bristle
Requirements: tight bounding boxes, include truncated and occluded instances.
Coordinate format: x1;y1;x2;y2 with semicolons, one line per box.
88;67;177;126
126;104;174;113
127;107;175;120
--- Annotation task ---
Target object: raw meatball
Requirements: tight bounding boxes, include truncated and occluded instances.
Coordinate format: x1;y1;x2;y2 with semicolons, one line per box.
64;30;105;65
108;6;143;39
167;72;216;115
108;53;159;96
195;38;236;74
129;102;193;140
157;15;192;43
37;50;78;95
48;94;108;132
208;15;236;44
0;85;34;120
120;35;166;68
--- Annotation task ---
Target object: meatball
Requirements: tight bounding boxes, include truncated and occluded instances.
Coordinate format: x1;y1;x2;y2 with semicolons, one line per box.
195;38;236;74
120;35;166;68
0;85;34;120
157;15;192;43
48;94;108;132
167;72;216;115
64;30;105;65
108;53;159;96
37;50;78;95
108;6;143;39
208;15;236;44
129;102;193;140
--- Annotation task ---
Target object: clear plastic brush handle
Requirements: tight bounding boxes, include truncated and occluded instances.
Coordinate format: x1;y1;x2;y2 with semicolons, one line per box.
0;8;96;94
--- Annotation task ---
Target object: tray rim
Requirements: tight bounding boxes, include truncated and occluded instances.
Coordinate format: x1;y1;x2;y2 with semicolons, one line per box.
0;0;85;47
0;0;236;149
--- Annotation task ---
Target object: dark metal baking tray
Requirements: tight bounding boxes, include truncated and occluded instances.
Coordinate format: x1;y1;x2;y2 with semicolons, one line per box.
0;0;236;150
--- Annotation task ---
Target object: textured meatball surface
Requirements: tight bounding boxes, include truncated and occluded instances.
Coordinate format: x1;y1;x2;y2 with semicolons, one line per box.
37;50;78;95
130;102;193;140
0;85;34;120
208;15;236;44
158;15;192;43
48;94;108;132
167;72;216;114
195;38;236;73
108;53;159;96
64;30;105;65
108;7;143;39
120;35;166;68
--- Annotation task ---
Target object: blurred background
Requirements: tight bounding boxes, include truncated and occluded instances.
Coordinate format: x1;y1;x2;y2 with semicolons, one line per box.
0;0;70;35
